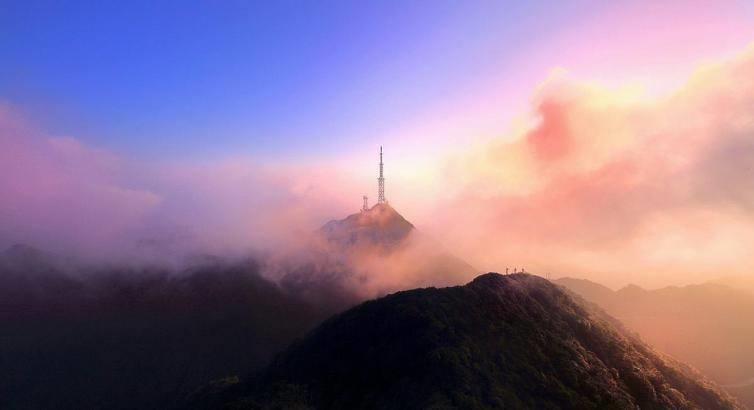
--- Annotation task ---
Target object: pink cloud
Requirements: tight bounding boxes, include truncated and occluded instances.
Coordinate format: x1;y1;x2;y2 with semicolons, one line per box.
0;105;162;258
526;99;573;163
428;45;754;288
3;43;754;289
0;104;364;262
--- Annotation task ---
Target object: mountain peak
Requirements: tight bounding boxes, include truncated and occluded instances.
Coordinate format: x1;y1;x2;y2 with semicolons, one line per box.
353;202;411;228
617;283;648;297
469;271;542;287
1;243;59;271
4;243;45;259
318;203;415;249
211;272;739;409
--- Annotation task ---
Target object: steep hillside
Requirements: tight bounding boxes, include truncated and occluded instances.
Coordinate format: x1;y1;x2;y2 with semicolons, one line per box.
208;273;738;409
0;246;351;410
557;277;754;408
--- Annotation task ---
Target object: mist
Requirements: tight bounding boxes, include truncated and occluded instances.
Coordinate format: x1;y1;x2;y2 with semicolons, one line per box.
0;103;363;265
418;44;754;288
3;45;754;291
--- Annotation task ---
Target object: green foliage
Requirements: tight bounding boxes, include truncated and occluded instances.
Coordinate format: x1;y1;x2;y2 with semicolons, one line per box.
220;273;740;409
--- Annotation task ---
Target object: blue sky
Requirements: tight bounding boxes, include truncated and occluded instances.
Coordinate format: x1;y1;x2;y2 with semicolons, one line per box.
1;1;599;160
3;1;753;163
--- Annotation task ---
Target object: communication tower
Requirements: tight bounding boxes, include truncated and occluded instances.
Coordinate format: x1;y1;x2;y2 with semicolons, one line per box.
378;146;386;204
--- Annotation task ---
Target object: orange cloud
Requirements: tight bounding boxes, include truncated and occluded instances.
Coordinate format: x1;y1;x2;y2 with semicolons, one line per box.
427;44;754;288
3;44;754;290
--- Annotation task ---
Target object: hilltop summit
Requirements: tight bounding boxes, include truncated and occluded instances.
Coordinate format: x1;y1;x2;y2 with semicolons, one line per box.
315;145;414;251
318;202;415;250
206;273;740;409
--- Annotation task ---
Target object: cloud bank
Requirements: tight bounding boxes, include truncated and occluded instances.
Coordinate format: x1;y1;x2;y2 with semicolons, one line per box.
0;105;362;263
2;44;754;287
429;44;754;287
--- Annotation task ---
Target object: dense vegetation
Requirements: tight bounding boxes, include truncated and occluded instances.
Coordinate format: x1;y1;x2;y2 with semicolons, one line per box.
557;277;754;407
0;203;468;410
2;235;740;409
0;245;356;410
206;273;739;409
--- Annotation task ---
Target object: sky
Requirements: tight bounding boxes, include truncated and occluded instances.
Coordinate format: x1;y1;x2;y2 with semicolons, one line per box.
5;1;752;160
2;1;754;287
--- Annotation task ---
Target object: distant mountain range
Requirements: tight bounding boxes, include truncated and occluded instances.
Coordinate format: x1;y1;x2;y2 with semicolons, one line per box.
193;273;740;409
556;277;754;408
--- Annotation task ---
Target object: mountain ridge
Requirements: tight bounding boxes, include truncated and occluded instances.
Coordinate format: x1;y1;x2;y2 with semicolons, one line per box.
202;273;739;409
556;276;754;408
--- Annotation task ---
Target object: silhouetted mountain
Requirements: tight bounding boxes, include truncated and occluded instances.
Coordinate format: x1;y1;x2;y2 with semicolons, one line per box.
0;247;356;410
0;204;477;410
1;243;63;274
713;275;754;296
554;277;615;304
203;273;738;409
557;277;754;408
3;243;48;262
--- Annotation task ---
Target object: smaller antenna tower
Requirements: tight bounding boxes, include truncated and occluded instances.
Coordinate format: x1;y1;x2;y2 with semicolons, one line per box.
362;195;369;212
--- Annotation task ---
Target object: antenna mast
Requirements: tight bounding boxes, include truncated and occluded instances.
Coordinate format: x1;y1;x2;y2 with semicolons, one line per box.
362;195;369;212
377;146;386;204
